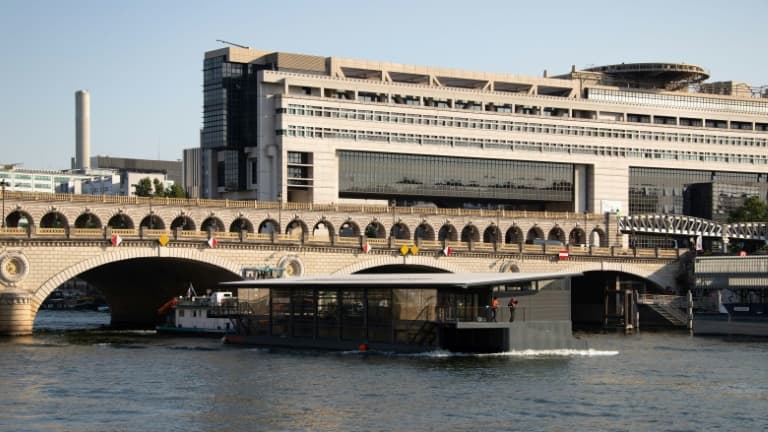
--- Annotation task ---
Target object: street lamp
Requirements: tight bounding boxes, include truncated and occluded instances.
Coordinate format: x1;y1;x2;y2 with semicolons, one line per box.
583;210;588;246
0;179;8;228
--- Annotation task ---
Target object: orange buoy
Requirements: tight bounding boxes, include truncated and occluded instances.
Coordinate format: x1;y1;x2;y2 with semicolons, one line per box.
358;343;368;352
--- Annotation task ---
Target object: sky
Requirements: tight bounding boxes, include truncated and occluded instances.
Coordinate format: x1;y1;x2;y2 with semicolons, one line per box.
1;0;766;170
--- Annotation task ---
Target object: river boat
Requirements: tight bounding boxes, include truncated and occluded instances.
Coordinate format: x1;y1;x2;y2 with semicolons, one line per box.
217;272;587;353
156;289;238;336
693;256;768;338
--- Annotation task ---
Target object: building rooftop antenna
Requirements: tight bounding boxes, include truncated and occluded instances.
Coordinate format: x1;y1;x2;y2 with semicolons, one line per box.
216;39;250;49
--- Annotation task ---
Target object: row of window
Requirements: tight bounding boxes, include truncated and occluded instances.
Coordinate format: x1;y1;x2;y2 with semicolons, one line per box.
588;88;768;115
281;104;768;148
280;125;768;166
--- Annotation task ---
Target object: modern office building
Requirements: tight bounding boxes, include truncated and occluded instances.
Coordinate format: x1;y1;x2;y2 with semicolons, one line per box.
182;147;201;199
0;164;93;194
200;47;768;219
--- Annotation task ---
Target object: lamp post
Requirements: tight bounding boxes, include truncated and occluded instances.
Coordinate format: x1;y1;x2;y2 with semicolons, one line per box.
277;192;282;235
0;179;7;228
583;210;588;246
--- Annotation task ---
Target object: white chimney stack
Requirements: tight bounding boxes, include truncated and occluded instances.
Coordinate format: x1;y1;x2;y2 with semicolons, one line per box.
75;90;91;170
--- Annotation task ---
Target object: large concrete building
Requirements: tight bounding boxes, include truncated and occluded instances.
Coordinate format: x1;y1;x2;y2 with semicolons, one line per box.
198;47;768;222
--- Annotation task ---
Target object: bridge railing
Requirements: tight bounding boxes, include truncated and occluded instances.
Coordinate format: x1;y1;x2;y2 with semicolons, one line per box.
0;227;682;260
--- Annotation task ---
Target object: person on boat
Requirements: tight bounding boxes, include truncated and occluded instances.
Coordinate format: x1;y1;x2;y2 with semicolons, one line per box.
508;297;518;322
489;296;499;322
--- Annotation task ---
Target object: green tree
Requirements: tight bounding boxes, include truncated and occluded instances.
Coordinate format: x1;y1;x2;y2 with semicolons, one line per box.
728;196;768;222
152;178;166;197
166;183;186;198
134;178;153;197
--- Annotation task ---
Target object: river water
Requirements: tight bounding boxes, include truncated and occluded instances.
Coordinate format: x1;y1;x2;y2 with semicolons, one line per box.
0;310;766;431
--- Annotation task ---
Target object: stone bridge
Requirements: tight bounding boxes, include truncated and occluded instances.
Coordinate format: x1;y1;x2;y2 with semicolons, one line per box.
0;192;684;335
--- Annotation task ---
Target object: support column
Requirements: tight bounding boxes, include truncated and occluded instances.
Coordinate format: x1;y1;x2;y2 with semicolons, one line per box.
0;292;34;336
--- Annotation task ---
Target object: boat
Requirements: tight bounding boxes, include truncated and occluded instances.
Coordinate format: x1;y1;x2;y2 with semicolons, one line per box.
156;286;238;336
693;256;768;338
216;272;587;353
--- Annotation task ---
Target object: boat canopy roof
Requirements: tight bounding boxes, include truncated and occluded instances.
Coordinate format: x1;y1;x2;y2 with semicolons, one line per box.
222;271;582;290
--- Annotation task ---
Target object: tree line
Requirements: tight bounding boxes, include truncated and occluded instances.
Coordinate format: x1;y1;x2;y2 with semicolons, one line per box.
134;177;186;198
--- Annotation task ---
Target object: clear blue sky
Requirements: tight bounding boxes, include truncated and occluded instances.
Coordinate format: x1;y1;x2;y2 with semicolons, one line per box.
2;0;766;170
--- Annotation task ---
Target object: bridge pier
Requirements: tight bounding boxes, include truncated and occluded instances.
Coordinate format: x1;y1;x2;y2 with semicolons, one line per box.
0;292;33;336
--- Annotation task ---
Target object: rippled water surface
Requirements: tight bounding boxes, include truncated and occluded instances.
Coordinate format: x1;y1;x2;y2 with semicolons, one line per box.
1;310;766;431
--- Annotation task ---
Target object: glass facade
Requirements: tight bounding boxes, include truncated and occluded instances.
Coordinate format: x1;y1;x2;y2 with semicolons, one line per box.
202;55;262;195
629;167;768;215
338;151;573;208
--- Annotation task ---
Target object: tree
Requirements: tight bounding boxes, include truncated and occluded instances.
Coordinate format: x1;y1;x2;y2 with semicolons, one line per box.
728;196;768;223
152;178;166;197
134;178;153;197
166;183;186;198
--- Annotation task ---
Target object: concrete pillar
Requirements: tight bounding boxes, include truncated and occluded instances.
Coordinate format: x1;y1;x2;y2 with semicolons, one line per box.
0;292;33;336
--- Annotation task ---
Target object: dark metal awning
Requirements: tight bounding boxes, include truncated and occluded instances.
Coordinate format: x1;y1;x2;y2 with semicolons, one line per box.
222;271;582;290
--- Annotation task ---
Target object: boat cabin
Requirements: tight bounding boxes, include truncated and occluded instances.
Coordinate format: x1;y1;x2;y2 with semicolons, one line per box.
220;272;586;353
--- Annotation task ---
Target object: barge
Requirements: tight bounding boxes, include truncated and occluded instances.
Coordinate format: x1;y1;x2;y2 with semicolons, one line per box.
218;272;586;353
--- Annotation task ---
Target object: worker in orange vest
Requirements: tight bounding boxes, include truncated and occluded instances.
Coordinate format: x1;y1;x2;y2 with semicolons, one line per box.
490;296;499;322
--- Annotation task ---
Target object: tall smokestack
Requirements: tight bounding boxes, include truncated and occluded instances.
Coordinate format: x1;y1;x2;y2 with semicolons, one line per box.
75;90;90;170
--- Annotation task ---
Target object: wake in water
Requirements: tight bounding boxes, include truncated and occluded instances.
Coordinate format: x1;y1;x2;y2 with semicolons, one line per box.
341;348;619;358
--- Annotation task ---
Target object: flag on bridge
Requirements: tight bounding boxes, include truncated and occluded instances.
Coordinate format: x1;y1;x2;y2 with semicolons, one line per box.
361;242;371;253
207;237;218;248
110;234;122;246
443;246;452;256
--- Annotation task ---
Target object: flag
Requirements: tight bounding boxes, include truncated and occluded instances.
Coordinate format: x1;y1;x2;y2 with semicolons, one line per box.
207;237;218;248
361;243;370;253
443;246;452;256
110;234;122;246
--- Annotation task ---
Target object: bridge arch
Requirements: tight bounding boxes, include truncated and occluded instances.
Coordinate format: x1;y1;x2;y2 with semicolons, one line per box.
286;218;308;237
5;209;34;228
333;255;463;275
505;225;523;244
170;215;196;231
438;223;458;242
590;227;607;247
483;224;501;243
339;220;360;237
140;214;165;230
258;219;279;234
460;224;480;243
548;226;566;243
74;212;102;229
229;216;254;233
33;247;244;313
414;222;435;242
390;221;410;240
569;227;586;245
40;210;68;228
526;226;544;243
312;218;335;239
365;220;386;238
201;216;225;232
107;212;134;229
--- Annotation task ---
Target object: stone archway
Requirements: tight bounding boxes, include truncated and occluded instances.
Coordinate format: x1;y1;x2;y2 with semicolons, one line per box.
201;216;225;232
171;215;196;231
140;214;165;230
229;217;254;233
6;209;34;228
75;212;102;229
482;224;502;244
286;218;308;238
258;219;279;234
107;213;134;229
461;224;480;243
526;226;544;243
40;211;68;228
312;219;335;240
505;225;523;244
365;221;386;238
548;226;566;243
438;224;458;242
414;222;435;242
339;220;360;237
390;221;410;240
569;227;586;245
